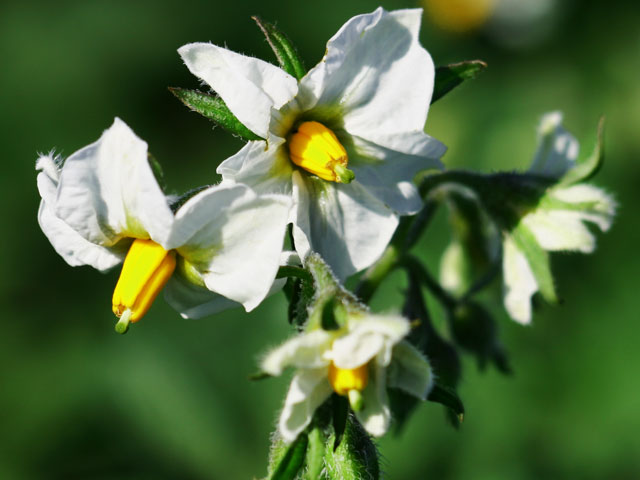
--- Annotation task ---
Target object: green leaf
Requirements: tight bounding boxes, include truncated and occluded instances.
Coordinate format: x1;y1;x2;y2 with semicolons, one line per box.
268;433;308;480
303;426;326;480
427;384;465;423
432;60;487;104
325;415;379;480
168;87;263;141
510;224;558;304
253;16;306;80
560;116;605;185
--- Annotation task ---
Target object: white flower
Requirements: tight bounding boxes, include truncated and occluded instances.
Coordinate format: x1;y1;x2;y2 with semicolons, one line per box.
178;7;446;279
36;118;291;330
502;112;616;324
262;312;433;442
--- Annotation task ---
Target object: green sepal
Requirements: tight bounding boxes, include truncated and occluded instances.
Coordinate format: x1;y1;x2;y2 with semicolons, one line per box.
432;60;487;104
427;384;465;424
147;153;166;192
324;414;379;480
331;394;349;451
277;266;315;327
169;185;210;214
303;426;326;480
253;16;306;80
267;433;308;480
560;116;605;185
510;223;558;304
169;87;263;141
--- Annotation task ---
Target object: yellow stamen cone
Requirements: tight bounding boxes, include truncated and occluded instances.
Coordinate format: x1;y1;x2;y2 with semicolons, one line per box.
112;239;176;327
328;362;369;396
289;121;354;183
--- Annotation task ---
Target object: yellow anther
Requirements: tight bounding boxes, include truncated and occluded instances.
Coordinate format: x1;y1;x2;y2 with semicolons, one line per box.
328;362;369;396
425;0;496;33
288;121;354;183
112;238;176;325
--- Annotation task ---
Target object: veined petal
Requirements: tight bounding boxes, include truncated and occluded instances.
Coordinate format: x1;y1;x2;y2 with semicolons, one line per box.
216;139;293;195
551;184;616;231
529;111;578;179
36;154;126;271
387;341;433;400
522;210;596;254
278;369;333;443
178;43;298;138
349;133;445;215
292;172;399;279
171;183;291;311
301;8;434;137
354;363;390;437
54;118;174;247
502;235;538;325
330;314;410;369
262;330;334;376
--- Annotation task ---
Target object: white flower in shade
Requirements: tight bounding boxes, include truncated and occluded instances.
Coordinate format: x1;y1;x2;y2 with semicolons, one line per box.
36;118;291;331
178;7;446;279
502;112;616;324
261;312;433;442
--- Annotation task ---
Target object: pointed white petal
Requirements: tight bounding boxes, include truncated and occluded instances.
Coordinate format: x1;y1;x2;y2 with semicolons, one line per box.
292;172;399;279
54;118;174;247
349;133;445;215
262;330;334;376
331;314;410;369
502;235;538;324
522;210;596;253
355;363;390;437
387;341;433;400
529;111;578;178
36;154;125;270
551;184;617;231
301;8;434;138
163;269;240;319
216;139;293;195
278;369;333;443
171;183;291;311
178;43;297;138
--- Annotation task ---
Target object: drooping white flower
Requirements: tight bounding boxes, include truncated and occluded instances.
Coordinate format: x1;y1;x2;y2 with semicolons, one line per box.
262;312;433;442
36;118;291;330
502;112;616;324
178;7;446;279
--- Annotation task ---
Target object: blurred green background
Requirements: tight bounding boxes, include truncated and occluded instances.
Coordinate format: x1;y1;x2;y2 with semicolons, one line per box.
2;0;639;478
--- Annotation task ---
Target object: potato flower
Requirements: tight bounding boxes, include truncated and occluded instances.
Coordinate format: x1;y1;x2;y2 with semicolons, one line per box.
262;312;433;442
36;118;291;331
178;7;446;279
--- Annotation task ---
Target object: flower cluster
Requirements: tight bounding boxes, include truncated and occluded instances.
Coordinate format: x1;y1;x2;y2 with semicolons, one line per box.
35;5;616;476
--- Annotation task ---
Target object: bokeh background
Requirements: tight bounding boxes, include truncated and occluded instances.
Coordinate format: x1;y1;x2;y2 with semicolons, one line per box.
2;0;639;478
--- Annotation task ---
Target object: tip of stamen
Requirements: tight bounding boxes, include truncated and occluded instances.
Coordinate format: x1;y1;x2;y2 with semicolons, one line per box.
334;164;355;184
348;389;364;412
114;309;132;335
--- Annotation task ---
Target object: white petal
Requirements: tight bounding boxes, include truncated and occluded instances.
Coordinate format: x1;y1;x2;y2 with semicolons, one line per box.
529;111;578;178
55;118;174;247
502;235;538;324
216;139;293;195
355;363;390;437
522;210;596;253
262;330;334;376
331;314;410;369
171;183;291;311
292;172;399;279
551;184;616;231
178;43;297;138
301;8;434;138
387;341;433;400
278;369;333;443
36;154;125;271
349;133;445;215
163;269;240;319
